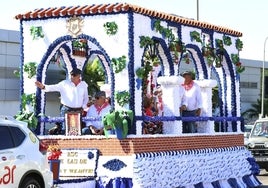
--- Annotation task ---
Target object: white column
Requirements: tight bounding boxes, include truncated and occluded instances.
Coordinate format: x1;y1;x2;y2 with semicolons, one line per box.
157;76;184;134
195;79;217;133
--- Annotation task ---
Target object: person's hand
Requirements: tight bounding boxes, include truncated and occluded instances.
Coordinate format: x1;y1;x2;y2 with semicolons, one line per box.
35;81;45;89
89;126;103;135
180;105;187;112
93;128;103;135
89;126;97;134
82;110;87;117
97;128;104;135
80;108;85;114
196;108;201;116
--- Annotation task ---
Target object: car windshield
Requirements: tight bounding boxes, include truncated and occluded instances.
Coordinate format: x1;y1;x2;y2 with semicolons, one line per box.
251;122;268;137
244;125;253;132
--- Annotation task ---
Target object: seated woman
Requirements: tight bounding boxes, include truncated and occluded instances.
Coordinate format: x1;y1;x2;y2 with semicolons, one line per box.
142;96;162;134
143;96;158;116
82;91;111;135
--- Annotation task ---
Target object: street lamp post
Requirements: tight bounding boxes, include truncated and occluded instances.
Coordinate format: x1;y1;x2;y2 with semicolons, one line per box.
196;0;199;21
261;37;268;118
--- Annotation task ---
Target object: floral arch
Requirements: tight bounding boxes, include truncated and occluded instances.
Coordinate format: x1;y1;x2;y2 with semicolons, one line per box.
35;34;115;134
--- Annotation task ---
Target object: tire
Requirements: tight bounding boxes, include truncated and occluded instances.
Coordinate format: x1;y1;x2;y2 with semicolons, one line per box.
20;177;42;188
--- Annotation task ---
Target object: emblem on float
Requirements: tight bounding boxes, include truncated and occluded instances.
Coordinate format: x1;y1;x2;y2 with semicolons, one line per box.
66;16;84;37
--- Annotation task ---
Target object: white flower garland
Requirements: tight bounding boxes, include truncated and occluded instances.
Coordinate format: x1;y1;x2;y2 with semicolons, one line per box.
133;147;253;187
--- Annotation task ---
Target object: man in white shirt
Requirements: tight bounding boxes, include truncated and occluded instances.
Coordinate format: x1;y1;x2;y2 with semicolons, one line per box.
82;91;111;135
35;68;88;134
180;71;202;133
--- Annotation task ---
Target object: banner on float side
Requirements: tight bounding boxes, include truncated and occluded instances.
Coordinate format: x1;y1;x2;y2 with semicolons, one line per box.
59;149;99;177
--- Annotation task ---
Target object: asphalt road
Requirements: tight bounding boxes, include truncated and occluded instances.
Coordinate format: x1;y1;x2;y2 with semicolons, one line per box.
257;170;268;188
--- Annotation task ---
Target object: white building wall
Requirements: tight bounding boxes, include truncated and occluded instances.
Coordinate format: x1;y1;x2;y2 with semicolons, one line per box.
240;58;263;114
0;29;20;116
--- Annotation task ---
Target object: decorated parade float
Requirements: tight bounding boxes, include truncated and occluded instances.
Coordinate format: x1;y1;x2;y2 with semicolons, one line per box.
15;3;261;188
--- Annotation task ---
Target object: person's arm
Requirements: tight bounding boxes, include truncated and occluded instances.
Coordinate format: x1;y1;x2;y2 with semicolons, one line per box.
195;85;203;116
180;87;188;111
35;80;62;92
86;106;95;127
82;81;89;109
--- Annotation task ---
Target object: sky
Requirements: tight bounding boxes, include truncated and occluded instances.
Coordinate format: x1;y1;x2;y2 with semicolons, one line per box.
1;0;268;61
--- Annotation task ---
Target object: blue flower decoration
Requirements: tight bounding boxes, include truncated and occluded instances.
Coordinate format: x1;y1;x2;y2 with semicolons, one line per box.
247;157;260;175
88;151;94;159
103;159;127;171
136;78;142;90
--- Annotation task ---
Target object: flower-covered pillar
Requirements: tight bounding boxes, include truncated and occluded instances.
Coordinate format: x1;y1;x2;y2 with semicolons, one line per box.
195;79;217;133
157;76;184;134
